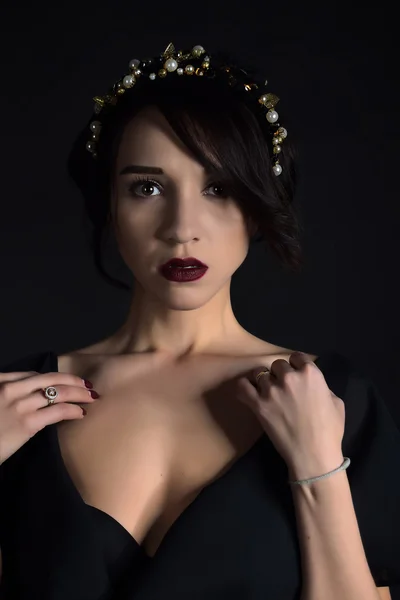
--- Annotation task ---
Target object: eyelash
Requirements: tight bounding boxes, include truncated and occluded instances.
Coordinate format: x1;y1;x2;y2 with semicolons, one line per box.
127;175;230;199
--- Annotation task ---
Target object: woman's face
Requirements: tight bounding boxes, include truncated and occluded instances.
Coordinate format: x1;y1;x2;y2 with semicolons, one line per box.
111;105;252;311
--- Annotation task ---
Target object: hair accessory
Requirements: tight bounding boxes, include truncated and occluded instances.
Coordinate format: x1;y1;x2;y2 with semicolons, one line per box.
288;457;351;486
85;42;288;176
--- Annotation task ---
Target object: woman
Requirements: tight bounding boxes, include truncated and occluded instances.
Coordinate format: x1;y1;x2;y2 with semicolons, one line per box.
0;42;398;600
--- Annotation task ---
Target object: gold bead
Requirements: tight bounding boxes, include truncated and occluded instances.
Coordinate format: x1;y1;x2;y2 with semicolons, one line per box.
195;67;204;76
277;127;288;139
158;68;167;77
273;145;282;154
93;96;105;107
185;64;195;75
259;93;280;108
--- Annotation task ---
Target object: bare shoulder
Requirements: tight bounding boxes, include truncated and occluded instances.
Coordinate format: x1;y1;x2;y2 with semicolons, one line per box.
243;336;318;364
57;338;112;375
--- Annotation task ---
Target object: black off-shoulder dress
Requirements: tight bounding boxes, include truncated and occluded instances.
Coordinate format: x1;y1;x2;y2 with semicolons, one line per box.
0;350;399;599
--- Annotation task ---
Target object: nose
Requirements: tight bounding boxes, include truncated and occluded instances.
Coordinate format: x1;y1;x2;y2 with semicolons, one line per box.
160;195;201;245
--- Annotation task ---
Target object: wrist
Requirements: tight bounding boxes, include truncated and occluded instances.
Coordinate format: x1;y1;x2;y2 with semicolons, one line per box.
287;454;345;483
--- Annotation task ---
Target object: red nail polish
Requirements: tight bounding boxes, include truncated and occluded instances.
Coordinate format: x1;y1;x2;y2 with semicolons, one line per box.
89;390;100;399
83;379;93;389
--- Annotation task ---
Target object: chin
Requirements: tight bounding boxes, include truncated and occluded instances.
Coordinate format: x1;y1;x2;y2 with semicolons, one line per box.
158;295;212;312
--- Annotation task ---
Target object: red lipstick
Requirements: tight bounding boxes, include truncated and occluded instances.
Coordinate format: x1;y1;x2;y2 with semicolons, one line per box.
159;257;208;282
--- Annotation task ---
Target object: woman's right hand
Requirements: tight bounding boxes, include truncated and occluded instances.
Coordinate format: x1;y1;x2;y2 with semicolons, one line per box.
0;370;100;465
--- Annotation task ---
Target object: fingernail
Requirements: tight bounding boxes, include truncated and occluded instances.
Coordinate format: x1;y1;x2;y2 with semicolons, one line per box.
82;408;87;416
83;379;93;389
89;390;100;399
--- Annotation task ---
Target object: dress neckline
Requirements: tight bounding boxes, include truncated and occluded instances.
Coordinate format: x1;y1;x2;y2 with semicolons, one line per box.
47;349;327;561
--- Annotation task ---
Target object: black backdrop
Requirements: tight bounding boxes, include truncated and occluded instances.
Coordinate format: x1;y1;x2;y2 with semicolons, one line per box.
0;1;398;597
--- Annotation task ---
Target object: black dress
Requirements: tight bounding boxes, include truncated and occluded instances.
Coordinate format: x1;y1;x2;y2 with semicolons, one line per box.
0;350;399;600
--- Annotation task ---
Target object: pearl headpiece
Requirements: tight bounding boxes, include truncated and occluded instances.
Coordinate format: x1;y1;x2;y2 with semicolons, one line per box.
86;42;288;177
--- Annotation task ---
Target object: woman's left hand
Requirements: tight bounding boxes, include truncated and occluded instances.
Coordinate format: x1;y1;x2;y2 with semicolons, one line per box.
235;352;346;481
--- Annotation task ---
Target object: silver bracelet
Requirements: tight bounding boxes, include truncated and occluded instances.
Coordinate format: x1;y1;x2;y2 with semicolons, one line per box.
288;457;351;486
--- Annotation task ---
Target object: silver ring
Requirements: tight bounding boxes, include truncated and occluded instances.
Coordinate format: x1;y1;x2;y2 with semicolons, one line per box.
44;386;58;406
255;369;270;385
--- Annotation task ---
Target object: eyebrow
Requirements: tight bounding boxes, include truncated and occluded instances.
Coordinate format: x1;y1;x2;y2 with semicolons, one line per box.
118;164;224;177
119;165;165;175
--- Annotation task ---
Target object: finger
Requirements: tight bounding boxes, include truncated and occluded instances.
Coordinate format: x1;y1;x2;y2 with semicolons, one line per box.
0;371;40;383
269;358;294;378
24;401;86;433
249;366;271;387
21;385;97;413
2;371;90;405
236;376;262;407
288;351;314;370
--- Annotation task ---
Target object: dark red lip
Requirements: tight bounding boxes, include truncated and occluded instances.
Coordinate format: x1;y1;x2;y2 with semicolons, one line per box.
160;257;208;269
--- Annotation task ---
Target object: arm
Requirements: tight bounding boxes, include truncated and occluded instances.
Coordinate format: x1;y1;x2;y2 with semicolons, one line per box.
291;468;383;600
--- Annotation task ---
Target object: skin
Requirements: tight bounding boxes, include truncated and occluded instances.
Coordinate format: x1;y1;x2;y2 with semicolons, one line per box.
106;104;260;358
53;104;309;559
1;107;390;596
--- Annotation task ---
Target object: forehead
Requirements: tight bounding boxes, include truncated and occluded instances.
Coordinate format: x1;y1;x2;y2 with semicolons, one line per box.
115;105;221;175
117;106;184;157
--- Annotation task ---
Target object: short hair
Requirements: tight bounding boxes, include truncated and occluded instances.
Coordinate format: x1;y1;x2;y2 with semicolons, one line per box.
67;64;304;291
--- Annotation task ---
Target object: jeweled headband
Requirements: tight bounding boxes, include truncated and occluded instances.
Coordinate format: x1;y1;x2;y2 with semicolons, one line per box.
85;42;288;176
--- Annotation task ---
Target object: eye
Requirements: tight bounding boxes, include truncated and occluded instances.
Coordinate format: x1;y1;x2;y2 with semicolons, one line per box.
128;176;162;198
204;182;230;198
127;177;231;199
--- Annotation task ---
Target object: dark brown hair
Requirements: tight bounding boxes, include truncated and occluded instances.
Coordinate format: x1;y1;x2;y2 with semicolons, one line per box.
67;56;304;291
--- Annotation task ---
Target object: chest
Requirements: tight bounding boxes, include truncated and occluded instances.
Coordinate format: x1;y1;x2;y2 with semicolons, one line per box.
56;361;264;557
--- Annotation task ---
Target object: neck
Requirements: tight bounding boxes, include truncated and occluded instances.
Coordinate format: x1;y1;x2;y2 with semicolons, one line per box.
108;280;247;358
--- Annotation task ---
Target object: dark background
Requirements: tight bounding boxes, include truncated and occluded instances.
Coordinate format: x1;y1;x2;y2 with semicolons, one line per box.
0;1;398;597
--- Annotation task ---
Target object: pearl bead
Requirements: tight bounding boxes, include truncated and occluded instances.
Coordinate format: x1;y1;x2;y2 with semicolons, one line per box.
90;121;101;133
273;145;281;154
86;141;95;152
273;163;282;176
149;73;156;80
177;68;184;75
164;58;178;72
192;45;205;57
266;110;279;123
185;65;195;74
123;75;135;88
129;58;140;70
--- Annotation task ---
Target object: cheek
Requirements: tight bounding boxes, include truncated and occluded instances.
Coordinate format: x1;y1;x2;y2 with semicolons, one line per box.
113;216;152;272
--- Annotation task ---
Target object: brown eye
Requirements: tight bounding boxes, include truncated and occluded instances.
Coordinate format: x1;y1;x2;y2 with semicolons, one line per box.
205;182;229;198
128;177;162;198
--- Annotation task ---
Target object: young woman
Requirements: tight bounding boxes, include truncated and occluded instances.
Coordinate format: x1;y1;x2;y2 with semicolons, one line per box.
0;42;398;600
